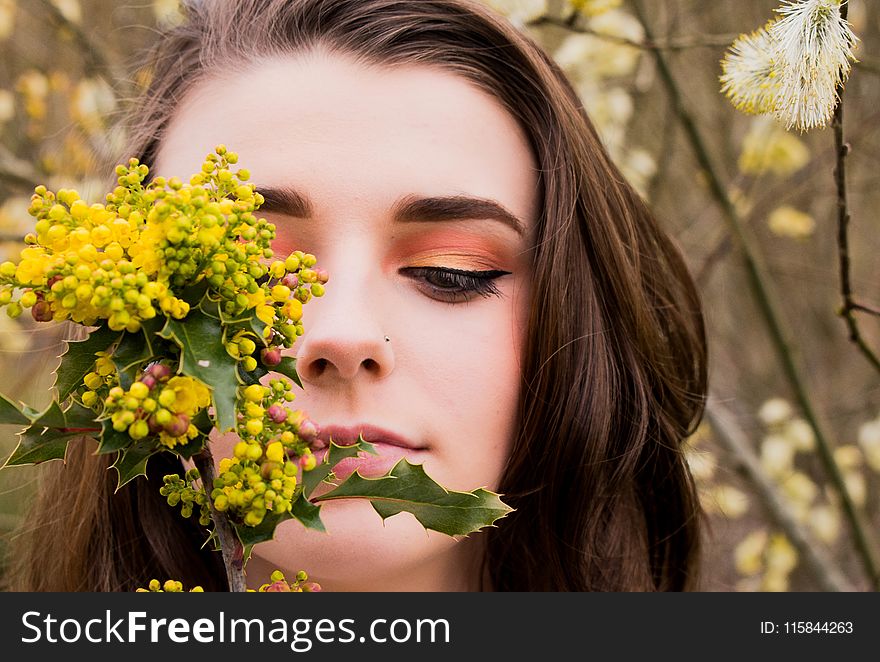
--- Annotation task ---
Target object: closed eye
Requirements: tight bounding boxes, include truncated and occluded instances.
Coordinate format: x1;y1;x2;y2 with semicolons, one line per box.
399;267;511;303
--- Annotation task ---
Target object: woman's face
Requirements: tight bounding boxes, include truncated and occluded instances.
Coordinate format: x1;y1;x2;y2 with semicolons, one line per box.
155;50;539;591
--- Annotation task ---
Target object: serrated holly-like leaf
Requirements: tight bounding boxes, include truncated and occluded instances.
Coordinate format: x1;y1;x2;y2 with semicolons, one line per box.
234;510;295;548
53;325;120;400
0;393;31;426
302;437;377;498
273;357;303;389
110;322;161;389
97;418;133;455
191;408;213;434
112;441;158;490
289;491;325;532
238;362;267;386
4;401;99;466
179;280;210;307
4;429;77;466
158;307;240;432
314;460;513;537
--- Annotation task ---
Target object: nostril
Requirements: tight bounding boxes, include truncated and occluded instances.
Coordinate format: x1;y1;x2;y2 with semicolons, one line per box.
362;358;379;372
312;358;328;376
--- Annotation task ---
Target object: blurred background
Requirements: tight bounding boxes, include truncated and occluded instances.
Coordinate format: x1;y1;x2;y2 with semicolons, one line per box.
1;0;878;591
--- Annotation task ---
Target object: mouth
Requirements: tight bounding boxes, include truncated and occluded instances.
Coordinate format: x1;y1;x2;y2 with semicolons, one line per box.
309;423;428;480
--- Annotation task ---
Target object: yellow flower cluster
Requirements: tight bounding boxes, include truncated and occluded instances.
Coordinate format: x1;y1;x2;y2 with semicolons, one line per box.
136;579;204;592
97;362;210;448
204;380;320;527
0;145;326;345
160;469;212;526
211;446;301;527
257;569;321;593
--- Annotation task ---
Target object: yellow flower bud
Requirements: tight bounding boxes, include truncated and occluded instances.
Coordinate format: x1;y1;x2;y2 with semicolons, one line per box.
243;384;265;402
266;442;285;463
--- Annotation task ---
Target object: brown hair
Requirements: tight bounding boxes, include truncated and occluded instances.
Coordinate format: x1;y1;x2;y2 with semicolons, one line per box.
6;0;706;591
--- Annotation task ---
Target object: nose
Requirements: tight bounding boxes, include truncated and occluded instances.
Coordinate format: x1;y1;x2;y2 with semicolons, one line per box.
293;265;395;385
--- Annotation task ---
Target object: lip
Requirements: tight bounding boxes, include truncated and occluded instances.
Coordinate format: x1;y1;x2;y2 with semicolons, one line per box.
310;423;428;481
313;423;426;451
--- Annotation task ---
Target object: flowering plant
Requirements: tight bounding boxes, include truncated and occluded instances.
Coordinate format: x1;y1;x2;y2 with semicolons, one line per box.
0;145;512;591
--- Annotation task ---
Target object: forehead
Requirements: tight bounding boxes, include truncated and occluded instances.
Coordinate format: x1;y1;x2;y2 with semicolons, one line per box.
154;50;539;227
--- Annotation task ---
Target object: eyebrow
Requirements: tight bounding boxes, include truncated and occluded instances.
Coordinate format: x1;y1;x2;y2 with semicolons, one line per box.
256;185;526;236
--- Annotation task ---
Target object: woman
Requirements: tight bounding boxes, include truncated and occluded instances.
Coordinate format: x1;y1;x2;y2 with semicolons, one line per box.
7;0;706;591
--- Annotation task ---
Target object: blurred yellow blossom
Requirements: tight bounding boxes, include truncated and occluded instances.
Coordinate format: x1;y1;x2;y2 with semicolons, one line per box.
780;471;818;507
857;417;880;472
619;148;656;197
0;88;14;125
808;504;841;545
738;116;810;176
566;0;621;16
71;78;116;134
735;529;768;576
762;533;797;592
484;0;547;26
708;484;749;518
684;445;716;482
760;433;795;478
16;70;50;122
768;205;815;240
0;0;14;41
50;0;82;24
153;0;186;26
783;417;815;452
761;570;789;592
758;397;793;426
553;12;643;81
843;471;866;508
833;444;862;470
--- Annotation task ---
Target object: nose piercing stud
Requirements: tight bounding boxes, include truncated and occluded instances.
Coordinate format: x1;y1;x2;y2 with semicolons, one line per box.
384;336;390;342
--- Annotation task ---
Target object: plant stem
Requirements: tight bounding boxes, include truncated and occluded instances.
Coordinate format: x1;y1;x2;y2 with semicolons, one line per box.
193;448;247;592
706;398;855;592
628;0;880;590
527;14;737;50
833;4;880;374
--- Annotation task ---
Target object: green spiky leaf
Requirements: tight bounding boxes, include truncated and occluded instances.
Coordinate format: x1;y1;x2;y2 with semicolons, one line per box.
0;393;31;426
302;437;377;498
273;357;302;389
110;321;162;389
97;418;133;455
314;460;513;537
4;401;99;466
158;306;240;431
53;325;121;401
235;510;294;548
112;441;158;489
289;491;325;532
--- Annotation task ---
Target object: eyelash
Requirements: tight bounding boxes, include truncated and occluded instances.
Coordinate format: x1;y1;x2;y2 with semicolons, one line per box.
400;267;511;303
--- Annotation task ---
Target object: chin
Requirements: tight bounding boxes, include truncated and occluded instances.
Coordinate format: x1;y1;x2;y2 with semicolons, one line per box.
249;499;477;592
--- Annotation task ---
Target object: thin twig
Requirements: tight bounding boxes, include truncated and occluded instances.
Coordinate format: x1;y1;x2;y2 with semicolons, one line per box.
528;14;737;51
833;3;880;374
851;302;880;317
705;398;855;592
628;0;880;591
193;449;246;592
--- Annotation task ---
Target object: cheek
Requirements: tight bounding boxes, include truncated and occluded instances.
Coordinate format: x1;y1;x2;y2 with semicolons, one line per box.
415;285;528;490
